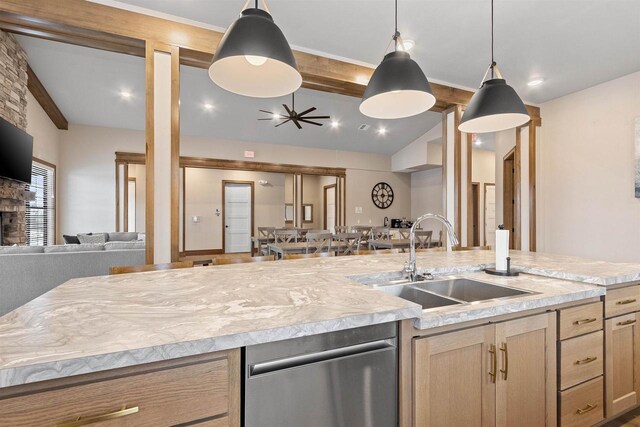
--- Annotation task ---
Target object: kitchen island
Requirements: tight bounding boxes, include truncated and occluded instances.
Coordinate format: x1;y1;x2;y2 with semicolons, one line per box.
1;250;639;426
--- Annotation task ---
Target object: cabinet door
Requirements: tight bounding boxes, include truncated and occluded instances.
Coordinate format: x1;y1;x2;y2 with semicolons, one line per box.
605;312;640;418
413;325;496;427
495;312;557;427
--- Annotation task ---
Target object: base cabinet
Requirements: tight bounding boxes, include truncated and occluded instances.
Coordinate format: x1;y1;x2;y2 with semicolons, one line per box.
605;312;640;418
413;312;556;427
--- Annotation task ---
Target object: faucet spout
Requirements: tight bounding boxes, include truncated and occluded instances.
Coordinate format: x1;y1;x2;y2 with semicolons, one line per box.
404;213;459;281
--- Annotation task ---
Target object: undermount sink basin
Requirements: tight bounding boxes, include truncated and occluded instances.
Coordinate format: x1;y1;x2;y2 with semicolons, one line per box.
375;278;533;311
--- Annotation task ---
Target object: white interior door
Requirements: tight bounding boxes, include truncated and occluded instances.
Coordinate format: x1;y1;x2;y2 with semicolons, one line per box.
325;186;336;232
127;180;136;232
485;184;496;247
224;183;252;253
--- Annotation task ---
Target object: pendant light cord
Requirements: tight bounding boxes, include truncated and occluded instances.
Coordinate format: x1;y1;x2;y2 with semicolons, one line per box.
491;0;495;78
393;0;399;51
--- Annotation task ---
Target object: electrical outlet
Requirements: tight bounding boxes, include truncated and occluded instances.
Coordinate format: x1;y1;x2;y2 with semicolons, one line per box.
355;206;363;214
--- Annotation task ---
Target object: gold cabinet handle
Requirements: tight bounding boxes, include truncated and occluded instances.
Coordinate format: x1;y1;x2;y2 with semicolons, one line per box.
616;299;637;305
56;405;139;427
575;356;598;365
617;319;637;326
489;344;497;383
574;318;597;325
499;343;508;380
576;403;598;415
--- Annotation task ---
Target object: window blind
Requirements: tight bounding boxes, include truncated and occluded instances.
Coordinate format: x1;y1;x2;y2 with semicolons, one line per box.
26;161;55;246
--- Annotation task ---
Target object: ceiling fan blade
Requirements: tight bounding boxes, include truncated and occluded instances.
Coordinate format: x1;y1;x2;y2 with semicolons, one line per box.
282;104;293;116
297;107;316;116
259;110;275;115
274;119;291;127
299;119;324;126
292;118;302;129
301;115;330;119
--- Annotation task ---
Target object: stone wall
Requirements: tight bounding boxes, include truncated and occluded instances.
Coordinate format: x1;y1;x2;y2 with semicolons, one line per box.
0;30;30;246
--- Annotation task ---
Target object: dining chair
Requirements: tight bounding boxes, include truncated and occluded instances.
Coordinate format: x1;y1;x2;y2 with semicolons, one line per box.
371;227;391;241
415;230;433;249
334;225;350;234
334;232;361;256
257;227;276;254
352;226;372;248
398;229;410;239
305;232;333;254
283;252;335;260
110;261;194;275
305;229;330;235
213;255;275;265
275;229;298;243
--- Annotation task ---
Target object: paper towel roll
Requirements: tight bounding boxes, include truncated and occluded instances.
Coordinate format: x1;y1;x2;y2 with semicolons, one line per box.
495;228;509;271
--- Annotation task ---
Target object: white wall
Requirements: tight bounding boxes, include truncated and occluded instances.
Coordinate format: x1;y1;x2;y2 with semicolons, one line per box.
411;168;443;234
128;163;146;232
471;148;496;245
26;92;60;167
346;169;411;226
538;71;640;262
494;129;516;227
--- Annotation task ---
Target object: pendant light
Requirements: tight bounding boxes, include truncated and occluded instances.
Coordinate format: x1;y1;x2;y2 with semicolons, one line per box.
209;0;302;98
458;0;529;133
359;0;435;119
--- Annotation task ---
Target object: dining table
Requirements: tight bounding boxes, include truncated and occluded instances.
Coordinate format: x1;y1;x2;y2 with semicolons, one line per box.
267;241;351;259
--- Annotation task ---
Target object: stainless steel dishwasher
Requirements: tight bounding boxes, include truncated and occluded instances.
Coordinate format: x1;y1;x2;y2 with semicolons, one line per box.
244;322;397;427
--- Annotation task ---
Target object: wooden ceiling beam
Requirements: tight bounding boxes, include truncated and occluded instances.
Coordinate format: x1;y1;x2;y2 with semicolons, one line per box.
0;0;541;123
26;64;68;130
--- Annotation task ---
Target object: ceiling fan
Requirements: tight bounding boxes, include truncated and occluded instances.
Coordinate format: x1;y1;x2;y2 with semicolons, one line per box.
259;93;330;129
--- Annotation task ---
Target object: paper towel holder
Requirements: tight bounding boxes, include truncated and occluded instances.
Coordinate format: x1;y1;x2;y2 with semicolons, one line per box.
485;256;520;277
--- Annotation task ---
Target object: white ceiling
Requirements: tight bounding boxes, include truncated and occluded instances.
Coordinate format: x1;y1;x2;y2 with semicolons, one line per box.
99;0;640;104
17;35;441;155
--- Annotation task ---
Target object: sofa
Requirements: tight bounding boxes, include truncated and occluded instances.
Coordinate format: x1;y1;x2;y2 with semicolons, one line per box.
0;237;145;317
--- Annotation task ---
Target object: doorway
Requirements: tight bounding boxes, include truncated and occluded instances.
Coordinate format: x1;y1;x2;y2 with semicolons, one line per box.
127;178;136;232
324;184;336;232
222;181;254;253
503;149;516;249
470;182;480;246
484;183;496;247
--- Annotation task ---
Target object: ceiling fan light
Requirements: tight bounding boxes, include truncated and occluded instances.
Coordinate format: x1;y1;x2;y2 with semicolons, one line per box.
458;78;530;133
360;51;436;119
209;8;302;98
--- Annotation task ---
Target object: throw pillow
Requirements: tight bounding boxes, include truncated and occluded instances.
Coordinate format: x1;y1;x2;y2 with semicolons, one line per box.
77;233;106;244
63;235;81;244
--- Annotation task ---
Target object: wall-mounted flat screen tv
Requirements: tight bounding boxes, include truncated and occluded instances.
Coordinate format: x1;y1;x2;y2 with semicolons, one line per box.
0;115;33;184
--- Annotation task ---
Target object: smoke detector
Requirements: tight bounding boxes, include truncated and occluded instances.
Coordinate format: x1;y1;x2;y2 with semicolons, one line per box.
358;124;371;131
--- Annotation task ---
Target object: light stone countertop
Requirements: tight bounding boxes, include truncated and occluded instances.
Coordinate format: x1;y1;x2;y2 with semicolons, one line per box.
0;250;637;389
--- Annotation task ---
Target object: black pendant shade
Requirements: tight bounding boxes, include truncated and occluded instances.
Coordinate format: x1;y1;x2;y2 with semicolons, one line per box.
360;51;436;119
209;8;302;98
458;78;529;133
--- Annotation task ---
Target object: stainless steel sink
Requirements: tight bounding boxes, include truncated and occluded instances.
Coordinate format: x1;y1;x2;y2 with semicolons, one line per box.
414;278;531;303
375;278;533;311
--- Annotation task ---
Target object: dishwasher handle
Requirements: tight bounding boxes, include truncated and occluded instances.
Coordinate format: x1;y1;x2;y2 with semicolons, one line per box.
249;339;395;376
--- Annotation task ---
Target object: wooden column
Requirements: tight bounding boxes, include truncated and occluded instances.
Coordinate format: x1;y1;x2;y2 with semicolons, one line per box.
529;122;538;252
442;105;463;248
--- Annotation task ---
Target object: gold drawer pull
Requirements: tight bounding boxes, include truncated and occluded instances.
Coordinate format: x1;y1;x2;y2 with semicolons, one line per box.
56;405;139;427
575;356;598;365
574;318;597;325
489;344;497;383
617;319;637;326
616;299;637;305
576;403;597;415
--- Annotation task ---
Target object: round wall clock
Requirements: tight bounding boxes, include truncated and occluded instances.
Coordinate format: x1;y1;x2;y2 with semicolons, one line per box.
371;182;394;209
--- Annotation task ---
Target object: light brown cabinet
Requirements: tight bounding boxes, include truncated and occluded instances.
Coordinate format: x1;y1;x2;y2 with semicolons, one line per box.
413;312;556;427
0;349;240;427
605;311;640;418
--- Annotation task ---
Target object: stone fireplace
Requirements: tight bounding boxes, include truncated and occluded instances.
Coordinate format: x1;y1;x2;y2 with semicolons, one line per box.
0;30;31;246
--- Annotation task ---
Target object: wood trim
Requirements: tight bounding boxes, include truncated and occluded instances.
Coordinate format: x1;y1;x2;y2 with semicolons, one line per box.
182;249;224;256
32;156;57;245
483;183;496;247
453;106;462;241
123;163;129;232
180;156;346;177
221;180;255;255
529;123;537;252
170;45;180;263
466;133;473;246
0;0;542;121
115;161;120;232
323;184;337;230
26;64;68;130
441;109;449;233
144;42;154;265
514;129;522;250
299;174;304;228
115;152;145;164
182;167;186;254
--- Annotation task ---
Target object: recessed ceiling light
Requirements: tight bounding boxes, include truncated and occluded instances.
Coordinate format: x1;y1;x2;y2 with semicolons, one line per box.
527;78;545;87
203;103;214;111
330;120;340;129
401;39;415;51
474;139;482;146
120;90;132;99
377;127;387;135
273;113;283;120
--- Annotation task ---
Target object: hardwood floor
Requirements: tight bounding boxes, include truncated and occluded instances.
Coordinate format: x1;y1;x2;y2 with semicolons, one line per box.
605;407;640;426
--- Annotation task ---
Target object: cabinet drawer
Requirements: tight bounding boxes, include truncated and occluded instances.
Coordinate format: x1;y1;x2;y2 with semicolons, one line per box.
559;302;603;340
0;355;233;427
605;285;640;318
560;331;604;390
560;377;604;427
